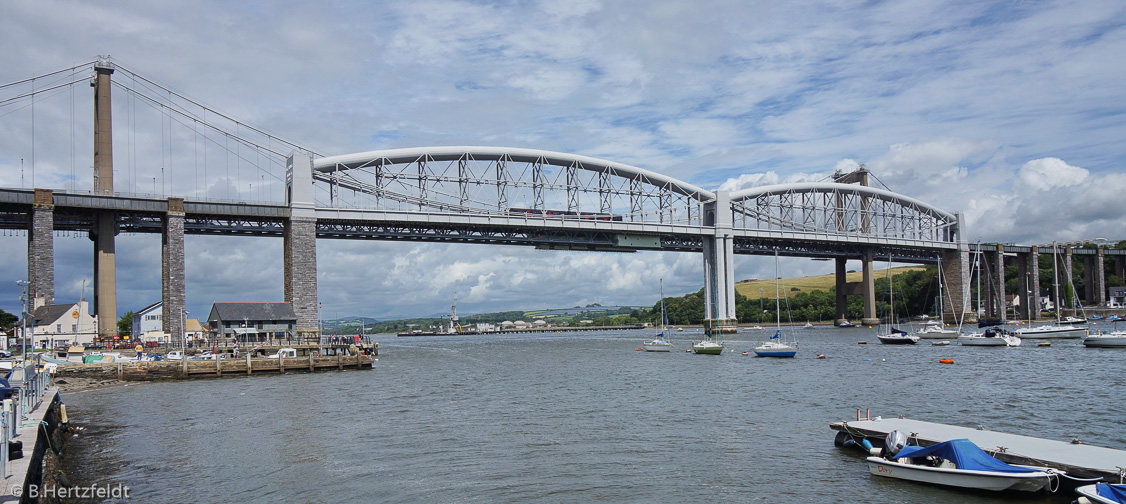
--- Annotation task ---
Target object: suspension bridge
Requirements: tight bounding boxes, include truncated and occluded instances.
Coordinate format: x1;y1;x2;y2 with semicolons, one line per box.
15;56;1112;342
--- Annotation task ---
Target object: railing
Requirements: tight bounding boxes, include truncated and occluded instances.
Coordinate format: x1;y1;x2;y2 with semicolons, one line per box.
1;360;54;477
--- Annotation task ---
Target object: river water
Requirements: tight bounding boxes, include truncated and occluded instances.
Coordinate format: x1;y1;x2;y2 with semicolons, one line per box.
61;327;1125;503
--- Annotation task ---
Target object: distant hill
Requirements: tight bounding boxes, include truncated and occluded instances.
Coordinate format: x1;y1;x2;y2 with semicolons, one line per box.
735;265;925;299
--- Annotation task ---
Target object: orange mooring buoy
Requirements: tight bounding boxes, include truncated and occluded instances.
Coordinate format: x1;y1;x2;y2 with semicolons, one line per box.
939;359;954;364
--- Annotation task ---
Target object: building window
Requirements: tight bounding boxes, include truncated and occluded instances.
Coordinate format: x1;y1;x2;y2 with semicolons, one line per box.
72;324;77;332
57;324;62;333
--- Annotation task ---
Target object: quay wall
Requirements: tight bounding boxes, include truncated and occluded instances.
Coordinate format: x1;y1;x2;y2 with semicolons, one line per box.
55;355;374;383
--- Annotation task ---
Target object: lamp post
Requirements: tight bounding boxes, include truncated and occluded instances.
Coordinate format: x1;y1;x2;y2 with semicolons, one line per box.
16;280;30;365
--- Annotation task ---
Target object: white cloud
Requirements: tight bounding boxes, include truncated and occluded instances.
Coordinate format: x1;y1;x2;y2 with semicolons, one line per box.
1015;157;1090;192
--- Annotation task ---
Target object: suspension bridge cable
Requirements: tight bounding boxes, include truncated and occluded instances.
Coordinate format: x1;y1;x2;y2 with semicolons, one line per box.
0;60;96;91
113;80;292;161
0;77;89;108
113;63;324;157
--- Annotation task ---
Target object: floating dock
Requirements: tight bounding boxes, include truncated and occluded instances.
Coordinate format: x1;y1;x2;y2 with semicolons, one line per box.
831;415;1126;481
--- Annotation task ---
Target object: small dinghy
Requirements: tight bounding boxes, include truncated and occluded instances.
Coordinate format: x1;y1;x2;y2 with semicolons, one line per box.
866;431;1059;493
1075;483;1126;504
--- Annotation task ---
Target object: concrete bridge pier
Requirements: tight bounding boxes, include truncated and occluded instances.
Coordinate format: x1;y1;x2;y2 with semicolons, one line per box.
28;189;55;307
162;198;186;344
701;191;736;335
92;58;118;339
940;247;971;324
285;154;320;337
832;253;878;326
860;250;878;326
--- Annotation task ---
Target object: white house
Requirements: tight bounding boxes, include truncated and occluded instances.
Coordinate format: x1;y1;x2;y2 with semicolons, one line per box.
132;301;163;337
16;299;99;348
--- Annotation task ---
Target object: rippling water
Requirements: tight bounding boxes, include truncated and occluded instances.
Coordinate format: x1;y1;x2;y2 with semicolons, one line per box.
61;328;1125;503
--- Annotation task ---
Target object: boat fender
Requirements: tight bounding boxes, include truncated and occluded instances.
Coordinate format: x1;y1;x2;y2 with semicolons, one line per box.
860;438;874;452
817;354;826;359
60;403;68;424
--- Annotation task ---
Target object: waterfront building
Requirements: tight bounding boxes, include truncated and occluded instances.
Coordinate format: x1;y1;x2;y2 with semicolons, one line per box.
15;299;99;348
132;301;163;338
206;302;298;344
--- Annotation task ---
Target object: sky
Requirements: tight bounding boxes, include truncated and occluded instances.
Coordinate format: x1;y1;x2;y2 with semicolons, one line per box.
1;0;1124;322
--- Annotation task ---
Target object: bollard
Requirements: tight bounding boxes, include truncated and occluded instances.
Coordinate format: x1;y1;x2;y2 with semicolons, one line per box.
246;354;252;375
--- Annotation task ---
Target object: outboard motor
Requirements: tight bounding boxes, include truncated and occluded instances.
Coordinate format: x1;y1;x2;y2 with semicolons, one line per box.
883;430;908;459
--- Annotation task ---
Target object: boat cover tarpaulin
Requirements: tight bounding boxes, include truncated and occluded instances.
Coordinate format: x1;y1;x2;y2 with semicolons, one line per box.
1097;484;1126;503
893;439;1043;473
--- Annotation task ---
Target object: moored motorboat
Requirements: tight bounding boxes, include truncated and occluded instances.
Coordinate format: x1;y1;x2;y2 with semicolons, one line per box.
959;327;1021;346
1083;330;1126;348
837;319;856;328
866;434;1058;493
1075;483;1126;504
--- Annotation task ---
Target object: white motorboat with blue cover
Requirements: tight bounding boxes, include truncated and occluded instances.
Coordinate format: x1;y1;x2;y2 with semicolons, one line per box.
866;432;1059;492
1075;483;1126;504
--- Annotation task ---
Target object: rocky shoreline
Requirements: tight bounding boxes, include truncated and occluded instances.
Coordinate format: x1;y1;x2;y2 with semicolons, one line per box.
53;376;126;393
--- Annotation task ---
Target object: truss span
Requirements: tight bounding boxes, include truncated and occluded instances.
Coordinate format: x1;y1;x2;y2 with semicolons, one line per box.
728;182;960;244
311;146;715;226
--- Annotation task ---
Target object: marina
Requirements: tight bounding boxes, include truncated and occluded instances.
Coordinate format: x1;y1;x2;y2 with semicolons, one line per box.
54;328;1126;503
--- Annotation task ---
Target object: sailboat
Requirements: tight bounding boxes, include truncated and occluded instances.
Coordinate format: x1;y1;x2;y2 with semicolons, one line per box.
916;256;959;339
643;280;674;352
877;257;919;345
753;251;798;357
1015;243;1086;339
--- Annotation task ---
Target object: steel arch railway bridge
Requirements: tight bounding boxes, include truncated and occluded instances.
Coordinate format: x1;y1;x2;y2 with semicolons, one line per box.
1;58;972;340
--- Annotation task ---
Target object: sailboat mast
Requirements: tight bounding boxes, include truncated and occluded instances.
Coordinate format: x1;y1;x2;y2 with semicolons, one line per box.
660;279;668;330
775;251;781;329
1052;242;1060;322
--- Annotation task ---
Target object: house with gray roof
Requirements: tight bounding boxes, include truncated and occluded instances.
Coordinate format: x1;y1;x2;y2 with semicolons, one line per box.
15;299;99;348
207;302;298;343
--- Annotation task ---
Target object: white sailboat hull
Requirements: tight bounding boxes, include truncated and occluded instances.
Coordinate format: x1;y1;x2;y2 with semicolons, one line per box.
752;341;797;357
643;341;672;352
1084;332;1126;348
866;457;1051;492
959;333;1021;346
1015;325;1086;339
916;328;960;339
